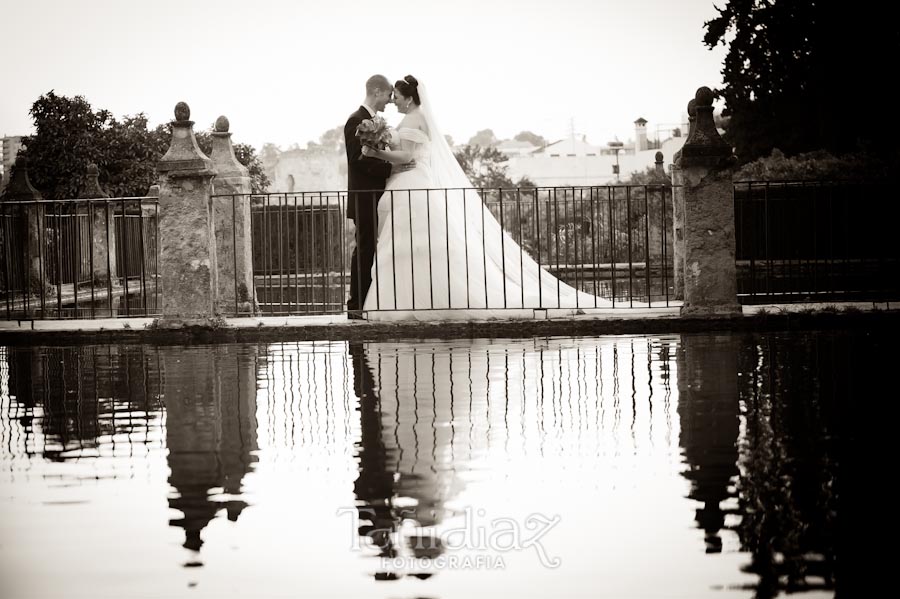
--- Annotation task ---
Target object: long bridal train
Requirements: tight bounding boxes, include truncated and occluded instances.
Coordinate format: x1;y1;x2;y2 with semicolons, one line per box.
363;186;613;321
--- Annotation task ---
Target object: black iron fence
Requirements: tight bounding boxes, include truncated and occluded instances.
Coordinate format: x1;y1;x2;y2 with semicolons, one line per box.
225;185;675;316
734;181;900;303
248;193;348;314
0;197;160;319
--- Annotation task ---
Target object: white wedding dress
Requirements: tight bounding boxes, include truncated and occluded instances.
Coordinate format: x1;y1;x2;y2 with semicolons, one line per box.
362;84;609;321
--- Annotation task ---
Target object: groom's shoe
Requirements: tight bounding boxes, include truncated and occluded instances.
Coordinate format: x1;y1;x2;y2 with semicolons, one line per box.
347;310;365;321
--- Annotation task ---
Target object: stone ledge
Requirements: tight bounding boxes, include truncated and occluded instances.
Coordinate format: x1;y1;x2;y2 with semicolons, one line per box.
1;305;897;346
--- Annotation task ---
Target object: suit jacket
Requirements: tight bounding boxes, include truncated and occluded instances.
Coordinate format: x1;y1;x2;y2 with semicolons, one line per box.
344;106;392;221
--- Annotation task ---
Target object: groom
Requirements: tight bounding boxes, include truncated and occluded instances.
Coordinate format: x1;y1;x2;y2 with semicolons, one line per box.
344;74;394;318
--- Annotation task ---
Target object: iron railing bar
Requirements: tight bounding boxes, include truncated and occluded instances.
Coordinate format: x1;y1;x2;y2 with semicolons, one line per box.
517;188;524;308
319;192;328;314
426;189;434;309
481;188;488;309
444;189;451;309
233;195;239;315
553;187;561;307
590;186;598;307
88;201;95;318
408;190;415;311
463;190;470;309
608;186;616;308
499;190;507;309
626;186;633;308
120;198;130;317
390;191;398;309
138;200;148;316
662;186;669;306
644;186;651;306
279;193;286;315
535;188;543;308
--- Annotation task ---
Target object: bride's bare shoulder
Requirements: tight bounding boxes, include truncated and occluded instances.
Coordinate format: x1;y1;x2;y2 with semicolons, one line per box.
406;111;429;137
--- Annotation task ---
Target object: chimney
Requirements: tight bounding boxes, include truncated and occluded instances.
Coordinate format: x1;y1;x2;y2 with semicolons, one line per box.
634;118;648;152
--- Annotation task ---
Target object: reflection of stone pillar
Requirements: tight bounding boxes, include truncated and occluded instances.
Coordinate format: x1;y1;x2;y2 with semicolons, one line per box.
677;333;740;554
157;102;218;319
0;157;44;295
210;116;256;314
82;164;118;284
163;345;258;553
674;88;739;315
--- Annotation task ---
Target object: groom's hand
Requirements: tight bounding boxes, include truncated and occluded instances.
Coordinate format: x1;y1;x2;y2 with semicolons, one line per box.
393;160;416;174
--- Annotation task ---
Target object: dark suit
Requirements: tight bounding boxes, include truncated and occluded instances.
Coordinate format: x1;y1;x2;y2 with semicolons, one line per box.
345;106;392;311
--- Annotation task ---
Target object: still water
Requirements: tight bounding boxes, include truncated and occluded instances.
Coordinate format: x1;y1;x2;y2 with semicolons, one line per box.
0;331;870;598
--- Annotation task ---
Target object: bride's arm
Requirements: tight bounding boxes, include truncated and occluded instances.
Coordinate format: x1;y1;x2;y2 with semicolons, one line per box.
362;140;415;164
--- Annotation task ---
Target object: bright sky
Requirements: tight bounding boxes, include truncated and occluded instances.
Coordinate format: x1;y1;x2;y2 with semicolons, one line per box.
2;0;726;151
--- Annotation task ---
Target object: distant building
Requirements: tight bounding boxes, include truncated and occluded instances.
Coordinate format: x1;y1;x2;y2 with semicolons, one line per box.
496;139;540;157
1;136;24;192
507;118;688;186
262;145;346;193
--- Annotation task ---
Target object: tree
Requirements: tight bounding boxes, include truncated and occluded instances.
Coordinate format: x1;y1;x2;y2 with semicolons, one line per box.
21;91;112;199
624;165;671;186
259;142;282;167
734;148;898;181
103;114;169;197
514;131;547;148
703;0;898;163
453;144;535;189
467;129;498;148
305;125;345;154
20;91;269;198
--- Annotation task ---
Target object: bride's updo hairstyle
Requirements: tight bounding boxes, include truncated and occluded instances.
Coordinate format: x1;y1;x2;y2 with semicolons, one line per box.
394;75;421;106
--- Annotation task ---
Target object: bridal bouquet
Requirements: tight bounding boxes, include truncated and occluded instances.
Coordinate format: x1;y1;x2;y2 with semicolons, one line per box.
356;115;392;150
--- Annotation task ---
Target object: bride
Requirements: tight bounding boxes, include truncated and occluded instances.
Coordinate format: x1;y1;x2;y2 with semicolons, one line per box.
360;75;606;321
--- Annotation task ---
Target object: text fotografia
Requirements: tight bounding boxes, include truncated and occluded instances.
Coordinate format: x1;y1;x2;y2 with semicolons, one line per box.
381;554;506;572
337;506;562;568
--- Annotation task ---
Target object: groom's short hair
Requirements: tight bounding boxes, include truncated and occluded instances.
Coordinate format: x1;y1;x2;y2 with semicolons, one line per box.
366;75;392;95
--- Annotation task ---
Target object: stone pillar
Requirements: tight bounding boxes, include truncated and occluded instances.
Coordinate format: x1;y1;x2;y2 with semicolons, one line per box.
671;101;695;300
82;164;118;285
210;116;256;314
654;151;665;175
671;164;684;300
0;157;44;295
156;102;219;319
673;88;739;315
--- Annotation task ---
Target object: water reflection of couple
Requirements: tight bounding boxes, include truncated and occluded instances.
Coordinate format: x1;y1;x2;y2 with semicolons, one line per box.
349;341;446;578
345;74;607;321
